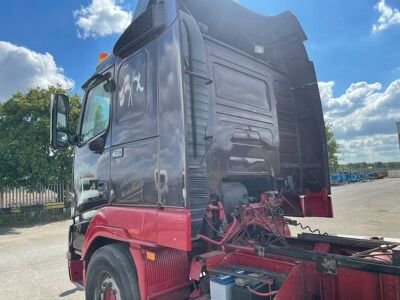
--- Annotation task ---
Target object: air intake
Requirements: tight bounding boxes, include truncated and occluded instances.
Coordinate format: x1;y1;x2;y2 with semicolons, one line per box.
113;4;166;55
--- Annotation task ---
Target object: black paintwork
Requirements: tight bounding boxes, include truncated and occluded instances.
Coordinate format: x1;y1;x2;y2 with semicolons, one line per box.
72;65;113;219
204;37;280;194
111;39;159;206
71;0;330;236
158;22;186;207
185;0;330;195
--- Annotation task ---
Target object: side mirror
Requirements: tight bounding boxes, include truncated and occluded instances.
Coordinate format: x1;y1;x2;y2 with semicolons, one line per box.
50;94;71;149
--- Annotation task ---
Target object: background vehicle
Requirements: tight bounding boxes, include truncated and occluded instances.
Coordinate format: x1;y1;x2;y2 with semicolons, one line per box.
51;0;400;299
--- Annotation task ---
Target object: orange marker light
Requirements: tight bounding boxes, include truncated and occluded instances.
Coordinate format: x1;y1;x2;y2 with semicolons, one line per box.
98;52;108;63
146;251;156;261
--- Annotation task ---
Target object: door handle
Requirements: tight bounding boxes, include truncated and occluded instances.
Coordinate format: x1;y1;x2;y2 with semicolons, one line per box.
110;189;116;202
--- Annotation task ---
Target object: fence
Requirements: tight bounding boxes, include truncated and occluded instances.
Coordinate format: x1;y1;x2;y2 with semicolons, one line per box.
0;181;71;209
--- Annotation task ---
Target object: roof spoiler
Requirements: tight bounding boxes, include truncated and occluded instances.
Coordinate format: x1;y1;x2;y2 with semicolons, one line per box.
113;2;167;56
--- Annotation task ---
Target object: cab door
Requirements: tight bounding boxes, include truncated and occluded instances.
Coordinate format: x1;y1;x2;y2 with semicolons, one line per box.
72;70;113;218
110;40;159;206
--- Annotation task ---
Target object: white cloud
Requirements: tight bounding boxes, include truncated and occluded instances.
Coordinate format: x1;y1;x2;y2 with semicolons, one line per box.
0;41;74;102
338;134;400;163
318;81;335;105
372;0;400;32
319;79;400;163
74;0;133;39
320;81;383;118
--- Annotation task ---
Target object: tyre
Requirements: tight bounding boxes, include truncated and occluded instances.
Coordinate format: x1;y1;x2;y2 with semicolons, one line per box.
85;243;140;300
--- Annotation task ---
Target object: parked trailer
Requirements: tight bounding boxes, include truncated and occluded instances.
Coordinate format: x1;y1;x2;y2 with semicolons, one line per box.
50;1;400;299
330;171;368;185
330;172;344;185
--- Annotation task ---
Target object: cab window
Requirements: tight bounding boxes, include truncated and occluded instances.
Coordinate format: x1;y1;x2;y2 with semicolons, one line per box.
80;81;111;144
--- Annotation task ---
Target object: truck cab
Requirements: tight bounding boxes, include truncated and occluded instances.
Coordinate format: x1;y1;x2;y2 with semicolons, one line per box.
49;1;400;299
53;0;332;231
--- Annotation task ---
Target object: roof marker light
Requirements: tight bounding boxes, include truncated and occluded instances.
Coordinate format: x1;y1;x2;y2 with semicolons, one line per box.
254;45;265;54
98;52;108;63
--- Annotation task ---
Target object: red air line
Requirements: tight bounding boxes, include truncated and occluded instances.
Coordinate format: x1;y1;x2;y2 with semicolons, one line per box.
247;286;278;297
197;215;239;249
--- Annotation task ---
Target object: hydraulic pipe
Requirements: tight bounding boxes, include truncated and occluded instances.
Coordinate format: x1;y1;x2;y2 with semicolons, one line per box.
197;216;238;246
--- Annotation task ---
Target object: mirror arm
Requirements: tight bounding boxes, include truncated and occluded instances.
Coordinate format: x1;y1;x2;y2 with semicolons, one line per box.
68;133;78;145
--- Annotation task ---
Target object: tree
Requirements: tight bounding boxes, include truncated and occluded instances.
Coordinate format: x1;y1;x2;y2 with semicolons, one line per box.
325;123;340;171
0;87;81;189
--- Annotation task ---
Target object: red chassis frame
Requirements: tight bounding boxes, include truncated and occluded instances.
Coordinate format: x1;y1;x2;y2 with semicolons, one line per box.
68;197;400;300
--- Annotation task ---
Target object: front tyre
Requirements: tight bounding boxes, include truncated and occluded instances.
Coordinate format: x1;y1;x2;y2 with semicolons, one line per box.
85;243;140;300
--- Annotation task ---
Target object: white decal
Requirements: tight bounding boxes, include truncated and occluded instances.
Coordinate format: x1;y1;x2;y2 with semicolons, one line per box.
133;73;144;92
118;71;145;107
119;74;131;107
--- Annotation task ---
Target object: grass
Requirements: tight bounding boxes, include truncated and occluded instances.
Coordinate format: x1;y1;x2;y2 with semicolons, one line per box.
0;205;70;226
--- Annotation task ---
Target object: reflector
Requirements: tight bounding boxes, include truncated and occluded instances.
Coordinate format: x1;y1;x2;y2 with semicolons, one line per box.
146;251;156;261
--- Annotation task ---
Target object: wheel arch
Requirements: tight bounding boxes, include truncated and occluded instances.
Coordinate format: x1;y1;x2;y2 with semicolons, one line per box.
84;236;130;266
83;235;148;300
84;240;144;300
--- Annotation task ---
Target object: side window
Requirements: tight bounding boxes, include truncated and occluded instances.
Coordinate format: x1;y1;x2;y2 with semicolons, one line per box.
117;51;148;124
80;81;111;144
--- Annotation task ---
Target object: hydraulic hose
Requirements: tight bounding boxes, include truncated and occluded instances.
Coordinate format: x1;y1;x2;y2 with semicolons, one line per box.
197;216;238;246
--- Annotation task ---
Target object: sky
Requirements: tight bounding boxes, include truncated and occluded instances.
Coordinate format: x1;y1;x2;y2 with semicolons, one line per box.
0;0;399;163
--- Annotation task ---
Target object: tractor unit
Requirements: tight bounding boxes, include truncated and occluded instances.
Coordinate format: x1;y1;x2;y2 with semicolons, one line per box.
50;0;400;299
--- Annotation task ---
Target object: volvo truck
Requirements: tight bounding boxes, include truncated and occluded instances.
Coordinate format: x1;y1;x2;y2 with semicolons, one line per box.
50;0;400;299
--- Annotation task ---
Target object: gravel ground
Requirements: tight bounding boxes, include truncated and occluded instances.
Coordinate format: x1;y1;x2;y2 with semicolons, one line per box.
0;221;84;300
290;178;400;238
0;178;399;300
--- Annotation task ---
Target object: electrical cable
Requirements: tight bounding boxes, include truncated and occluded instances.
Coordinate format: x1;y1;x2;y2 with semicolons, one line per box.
285;218;328;236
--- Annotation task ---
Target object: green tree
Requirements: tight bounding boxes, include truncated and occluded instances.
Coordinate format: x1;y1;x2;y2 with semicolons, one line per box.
325;123;340;171
0;87;81;189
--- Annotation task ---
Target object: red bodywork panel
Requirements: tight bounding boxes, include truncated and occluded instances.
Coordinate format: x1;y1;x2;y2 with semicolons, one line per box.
303;189;333;217
72;206;192;300
284;189;333;218
68;259;84;283
81;206;192;259
129;247;190;300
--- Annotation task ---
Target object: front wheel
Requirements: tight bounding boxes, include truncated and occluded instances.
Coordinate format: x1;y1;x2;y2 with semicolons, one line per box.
85;243;140;300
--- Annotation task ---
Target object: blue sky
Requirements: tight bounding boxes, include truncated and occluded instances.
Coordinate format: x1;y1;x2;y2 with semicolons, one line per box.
0;0;399;163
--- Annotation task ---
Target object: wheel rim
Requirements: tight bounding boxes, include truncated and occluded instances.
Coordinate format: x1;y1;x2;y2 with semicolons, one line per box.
97;273;121;300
